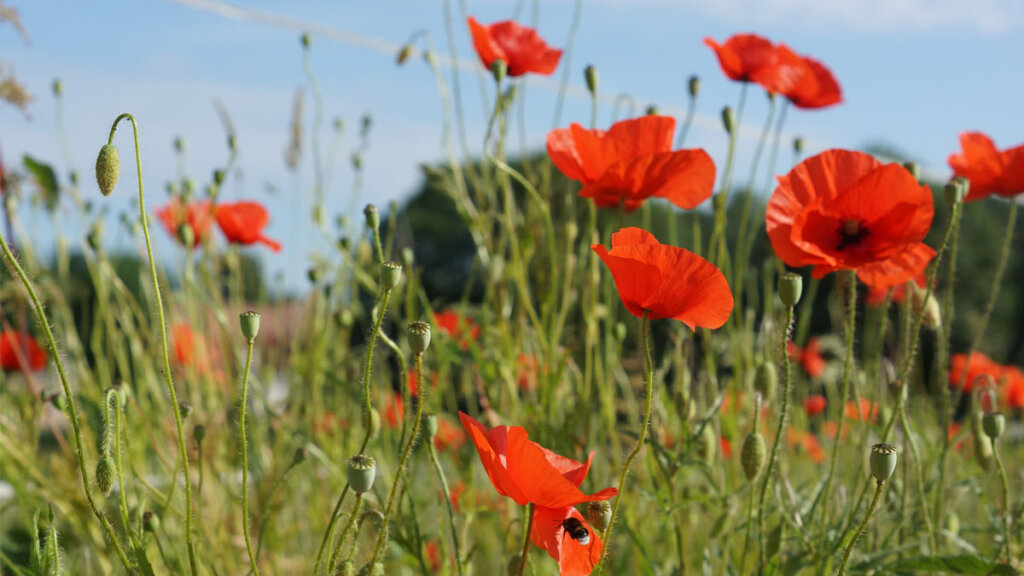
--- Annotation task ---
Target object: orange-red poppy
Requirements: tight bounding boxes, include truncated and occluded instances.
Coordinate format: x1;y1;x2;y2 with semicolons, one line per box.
775;45;842;110
433;416;467;453
948;352;1001;392
785;428;825;463
0;330;47;372
155;198;214;249
384;392;405;429
214;201;282;252
460;412;616;575
1003;366;1024;410
788;338;826;379
467;17;562;77
172;323;216;375
593;227;733;330
704;34;801;94
804;394;827;417
844;399;879;422
425;540;442;573
766;149;936;286
948;132;1024;201
433;310;481;350
547;116;715;212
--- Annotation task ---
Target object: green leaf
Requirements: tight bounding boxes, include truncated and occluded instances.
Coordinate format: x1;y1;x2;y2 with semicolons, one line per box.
891;554;1019;575
23;155;59;212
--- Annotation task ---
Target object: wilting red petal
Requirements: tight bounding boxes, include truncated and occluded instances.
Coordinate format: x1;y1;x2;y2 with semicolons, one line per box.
215;201;282;252
530;506;604;576
0;331;48;371
593;228;733;329
467;17;562;77
948;132;1024;201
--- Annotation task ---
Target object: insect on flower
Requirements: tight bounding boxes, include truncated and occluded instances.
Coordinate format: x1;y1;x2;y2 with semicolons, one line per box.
562;517;590;546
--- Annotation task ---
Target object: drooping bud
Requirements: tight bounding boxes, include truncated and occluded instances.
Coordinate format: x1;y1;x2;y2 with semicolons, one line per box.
194;425;206;443
586;500;612;532
424;414;438;441
778;272;803;307
363;204;380;231
741;432;767;481
982;412;1005;440
754;361;778;400
721;106;735;135
973;414;995;471
944;176;969;207
688;75;700;99
407;321;431;355
396;44;414;65
96;456;115;496
347;454;377;494
380;261;403;290
584;65;599;95
902;161;921;182
491;59;507;84
910;285;941;329
870;443;897;483
95;144;120;196
240;310;261;341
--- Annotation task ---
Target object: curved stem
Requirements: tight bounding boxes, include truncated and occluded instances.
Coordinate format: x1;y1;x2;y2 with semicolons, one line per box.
240;338;260;575
838;480;885;576
517;504;535;576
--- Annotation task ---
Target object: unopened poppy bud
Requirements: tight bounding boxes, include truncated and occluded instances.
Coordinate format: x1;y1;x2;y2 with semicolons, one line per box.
972;413;994;470
424;414;438;440
301;33;311;48
902;161;921;182
755;361;777;400
53;78;63;96
177;223;195;247
765;522;783;559
213;169;226;187
361;114;373;135
646;105;659;116
381;261;403;290
721;106;735;135
870;443;897;483
95;144;120;196
584;64;598;95
696;426;716;464
174;137;186;153
586;500;612;532
96;456;115;495
491;59;507;84
741;432;767;481
347;454;377;494
142;511;160;533
87;222;103;251
70;171;80;187
982;412;1005;440
194;425;206;443
351;153;363;170
363;204;380;231
778;272;803;307
407;321;431;355
944;176;969;206
111;379;130;407
793;137;804;154
368;408;382;439
240;310;261;341
688;75;700;99
396;44;414;65
506;554;523;576
334;309;355;329
307;267;321;284
369;563;384;576
179;402;193;419
911;286;941;329
335;560;355;576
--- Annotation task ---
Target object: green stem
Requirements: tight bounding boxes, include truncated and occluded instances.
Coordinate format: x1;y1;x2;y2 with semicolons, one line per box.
838;480;885;576
113;392;140;551
108;112;198;575
993;440;1013;564
517;504;535;576
240;338;260;575
328;495;364;573
428;441;464;576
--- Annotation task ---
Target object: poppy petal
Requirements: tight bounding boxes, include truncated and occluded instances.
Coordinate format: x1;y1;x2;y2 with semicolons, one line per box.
580;149;715;211
530;506;604;576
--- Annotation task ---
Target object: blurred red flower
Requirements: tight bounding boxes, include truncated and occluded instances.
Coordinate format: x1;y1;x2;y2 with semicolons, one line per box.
786;428;825;463
383;392;405;429
460;412;616;575
155;198;213;249
547;116;715;212
948;132;1024;201
766;149;935;286
1003;366;1024;410
433;310;480;350
844;399;879;422
788;338;826;379
214;201;282;252
775;45;842;109
0;330;47;372
425;540;442;573
467;17;562;77
948;352;1001;392
593;227;733;330
434;416;467;452
864;271;926;307
804;394;827;417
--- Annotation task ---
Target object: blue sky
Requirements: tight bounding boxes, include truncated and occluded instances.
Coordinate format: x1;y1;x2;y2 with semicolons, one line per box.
3;0;1023;293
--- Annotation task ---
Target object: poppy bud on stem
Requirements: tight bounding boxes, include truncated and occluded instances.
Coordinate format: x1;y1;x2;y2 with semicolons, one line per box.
839;445;896;576
584;64;599;95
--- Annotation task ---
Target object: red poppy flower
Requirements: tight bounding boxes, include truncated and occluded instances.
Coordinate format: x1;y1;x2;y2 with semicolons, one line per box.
434;416;467;452
844;399;878;422
1003;366;1024;410
0;330;47;372
384;392;405;429
775;45;842;110
433;310;481;349
425;540;442;573
766;149;936;286
592;228;733;330
948;132;1024;201
214;201;282;252
547;116;715;212
467;17;562;77
517;353;539;391
172;323;216;375
704;34;803;94
155;198;213;249
460;412;616;575
948;352;1001;392
788;338;826;378
804;394;827;417
786;428;825;463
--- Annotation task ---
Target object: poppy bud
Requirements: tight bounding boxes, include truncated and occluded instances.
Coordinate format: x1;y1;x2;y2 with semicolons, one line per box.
688;75;700;99
491;59;507;84
646;105;659;116
869;443;897;483
363;204;380;231
982;412;1005;440
307;267;322;284
142;511;160;533
87;222;103;251
111;379;130;408
194;424;206;443
53;78;63;96
70;171;80;187
177;223;195;248
334;118;345;133
778;272;803;307
765;522;783;559
380;261;403;290
361;114;373;136
910;286;940;330
240;310;261;341
902;161;921;182
396;44;414;65
174;137;186;153
741;432;766;481
506;554;523;576
334;309;355;329
584;65;598;95
179;402;193;420
696;426;716;464
721;106;735;135
213;169;226;187
793;137;804;154
973;414;994;471
407;321;431;355
347;454;377;494
944;176;969;207
95;144;120;197
351;153;363;170
401;247;414;268
96;455;115;496
755;361;777;400
586;500;612;532
424;414;438;441
614;322;627;342
301;33;311;48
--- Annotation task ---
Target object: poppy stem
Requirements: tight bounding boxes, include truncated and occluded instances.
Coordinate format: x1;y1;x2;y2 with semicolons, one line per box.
596;311;653;574
837;479;885;576
239;336;260;576
675;81;698;149
517;503;535;576
109;112;199;575
428;438;464;576
327;494;363;572
992;439;1013;564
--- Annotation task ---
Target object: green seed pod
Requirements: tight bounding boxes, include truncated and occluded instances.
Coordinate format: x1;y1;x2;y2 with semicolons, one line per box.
586;500;612;532
334;560;355;576
720;106;735;135
407;321;431;355
96;455;115;496
778;272;803;307
424;414;438;441
584;65;599;95
506;554;524;576
95;144;120;197
491;59;507;84
240;310;261;341
754;361;778;400
696;426;716;465
363;204;380;231
688;75;700;99
945;176;969;206
973;414;995;471
741;432;767;481
347;454;377;494
982;412;1005;440
870;443;897;483
142;510;160;533
380;261;403;291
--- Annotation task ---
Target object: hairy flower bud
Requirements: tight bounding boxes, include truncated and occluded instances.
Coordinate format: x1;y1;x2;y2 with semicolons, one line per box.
584;65;598;95
741;432;767;481
95;144;120;196
755;361;777;400
363;204;380;231
96;456;115;496
982;412;1005;440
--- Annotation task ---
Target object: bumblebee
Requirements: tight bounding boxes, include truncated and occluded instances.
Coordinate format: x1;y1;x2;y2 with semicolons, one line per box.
562;517;591;546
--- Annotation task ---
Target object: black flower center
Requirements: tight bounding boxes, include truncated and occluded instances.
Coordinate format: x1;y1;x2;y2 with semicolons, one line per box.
836;219;869;251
